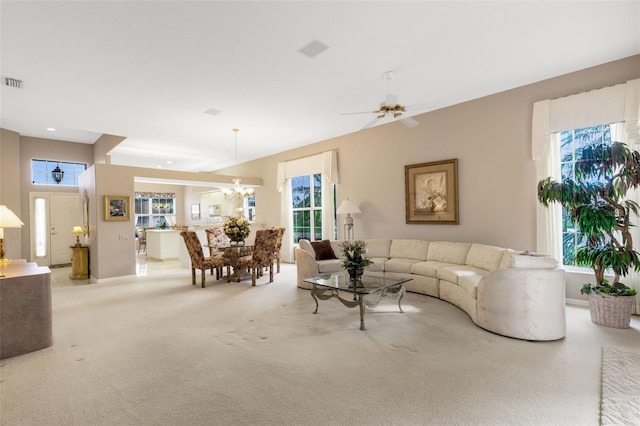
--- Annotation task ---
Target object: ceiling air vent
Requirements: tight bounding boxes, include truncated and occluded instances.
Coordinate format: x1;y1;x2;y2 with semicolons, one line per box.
297;39;330;59
2;76;23;89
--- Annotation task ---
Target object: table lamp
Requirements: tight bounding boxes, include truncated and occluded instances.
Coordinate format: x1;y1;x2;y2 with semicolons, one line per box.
0;205;25;263
337;199;361;240
72;226;84;246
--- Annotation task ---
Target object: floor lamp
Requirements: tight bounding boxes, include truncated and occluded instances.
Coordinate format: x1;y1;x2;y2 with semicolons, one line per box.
337;199;361;240
0;205;25;276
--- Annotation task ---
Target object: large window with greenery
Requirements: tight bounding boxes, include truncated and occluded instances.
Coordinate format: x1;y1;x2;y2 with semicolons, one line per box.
291;173;322;243
135;192;175;228
31;159;87;186
559;124;612;266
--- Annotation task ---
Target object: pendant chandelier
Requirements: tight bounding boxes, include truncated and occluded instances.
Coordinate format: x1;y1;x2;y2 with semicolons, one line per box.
51;162;64;184
222;128;254;201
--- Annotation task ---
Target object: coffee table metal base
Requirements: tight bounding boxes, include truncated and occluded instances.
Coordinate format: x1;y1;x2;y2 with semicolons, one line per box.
311;283;405;331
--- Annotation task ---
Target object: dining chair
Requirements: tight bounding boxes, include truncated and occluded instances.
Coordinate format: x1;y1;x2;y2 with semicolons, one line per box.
180;231;230;288
137;227;147;254
273;227;286;273
236;228;280;286
205;228;230;257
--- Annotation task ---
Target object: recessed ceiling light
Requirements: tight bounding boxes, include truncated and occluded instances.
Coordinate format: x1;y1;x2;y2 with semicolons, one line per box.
156;165;163;168
166;160;173;164
47;127;56;132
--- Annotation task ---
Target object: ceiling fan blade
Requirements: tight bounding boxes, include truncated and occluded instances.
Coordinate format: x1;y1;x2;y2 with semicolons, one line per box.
404;101;440;111
361;117;381;130
399;116;419;127
341;110;378;116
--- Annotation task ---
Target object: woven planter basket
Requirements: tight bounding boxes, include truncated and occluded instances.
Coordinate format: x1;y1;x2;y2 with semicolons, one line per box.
588;293;634;329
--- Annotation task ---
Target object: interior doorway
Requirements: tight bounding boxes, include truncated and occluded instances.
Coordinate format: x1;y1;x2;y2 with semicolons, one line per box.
29;192;81;266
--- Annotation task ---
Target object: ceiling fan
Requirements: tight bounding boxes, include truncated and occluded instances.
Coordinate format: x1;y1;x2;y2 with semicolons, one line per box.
342;71;438;130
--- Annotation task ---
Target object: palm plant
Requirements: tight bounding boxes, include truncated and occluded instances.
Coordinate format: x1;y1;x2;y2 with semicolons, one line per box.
537;141;640;296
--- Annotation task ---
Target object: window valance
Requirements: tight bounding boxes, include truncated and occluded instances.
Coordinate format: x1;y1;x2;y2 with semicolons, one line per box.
135;192;175;199
532;78;640;160
276;150;339;192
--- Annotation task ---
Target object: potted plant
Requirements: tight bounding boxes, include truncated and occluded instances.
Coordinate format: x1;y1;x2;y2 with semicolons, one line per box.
537;141;639;328
339;240;373;284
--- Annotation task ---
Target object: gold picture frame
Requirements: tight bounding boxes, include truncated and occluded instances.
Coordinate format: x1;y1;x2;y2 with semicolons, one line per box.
104;195;131;221
405;159;459;224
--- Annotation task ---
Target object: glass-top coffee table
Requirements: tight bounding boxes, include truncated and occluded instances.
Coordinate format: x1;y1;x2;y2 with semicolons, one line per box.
304;273;411;331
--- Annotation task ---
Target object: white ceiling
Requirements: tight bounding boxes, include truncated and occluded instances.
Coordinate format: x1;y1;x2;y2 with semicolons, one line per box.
2;1;639;173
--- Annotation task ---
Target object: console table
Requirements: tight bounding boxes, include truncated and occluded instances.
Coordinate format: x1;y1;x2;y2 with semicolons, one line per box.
0;261;53;359
69;245;89;279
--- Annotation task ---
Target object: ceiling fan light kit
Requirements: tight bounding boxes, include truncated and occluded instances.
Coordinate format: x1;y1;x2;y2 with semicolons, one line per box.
343;70;437;130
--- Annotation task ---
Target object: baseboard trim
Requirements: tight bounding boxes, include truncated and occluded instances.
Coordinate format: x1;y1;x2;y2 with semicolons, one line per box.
566;298;589;307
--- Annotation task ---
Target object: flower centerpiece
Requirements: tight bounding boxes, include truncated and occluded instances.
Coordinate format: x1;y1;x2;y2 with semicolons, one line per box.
223;216;251;245
339;240;373;284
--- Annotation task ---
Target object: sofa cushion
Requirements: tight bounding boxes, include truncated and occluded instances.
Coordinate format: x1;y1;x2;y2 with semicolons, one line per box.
437;265;486;285
311;240;337;260
458;274;484;299
498;250;558;269
366;258;386;272
427;241;472;264
389;239;429;261
411;261;457;278
509;255;558;269
317;259;343;273
465;244;505;271
365;239;392;258
384;258;423;274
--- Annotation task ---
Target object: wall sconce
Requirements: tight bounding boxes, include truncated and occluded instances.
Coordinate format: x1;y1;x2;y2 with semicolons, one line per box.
51;162;64;184
72;226;84;247
337;198;361;240
0;205;25;269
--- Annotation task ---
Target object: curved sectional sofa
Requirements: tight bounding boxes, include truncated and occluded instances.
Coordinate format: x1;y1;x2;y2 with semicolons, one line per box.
295;238;566;341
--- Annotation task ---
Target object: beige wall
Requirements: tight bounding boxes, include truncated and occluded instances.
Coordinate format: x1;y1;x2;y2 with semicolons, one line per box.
2;55;638;290
213;55;640;300
18;136;95;258
0;129;23;259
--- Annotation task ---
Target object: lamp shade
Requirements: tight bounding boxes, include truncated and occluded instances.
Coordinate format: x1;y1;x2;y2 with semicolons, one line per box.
0;205;24;228
72;226;84;235
337;199;361;215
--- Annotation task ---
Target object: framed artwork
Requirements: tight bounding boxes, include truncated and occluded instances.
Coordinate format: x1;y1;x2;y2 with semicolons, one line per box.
104;195;131;221
208;204;221;217
191;204;201;220
405;159;459;224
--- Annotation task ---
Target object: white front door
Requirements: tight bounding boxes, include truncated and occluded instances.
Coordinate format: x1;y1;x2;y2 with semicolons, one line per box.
30;192;80;266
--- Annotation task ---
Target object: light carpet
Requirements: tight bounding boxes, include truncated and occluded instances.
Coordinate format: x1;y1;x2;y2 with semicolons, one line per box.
601;346;640;425
1;261;639;425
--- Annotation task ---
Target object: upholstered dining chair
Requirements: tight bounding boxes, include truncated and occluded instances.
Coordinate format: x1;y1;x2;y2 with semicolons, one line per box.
273;227;285;273
180;231;230;288
205;228;230;257
136;227;147;254
236;228;280;286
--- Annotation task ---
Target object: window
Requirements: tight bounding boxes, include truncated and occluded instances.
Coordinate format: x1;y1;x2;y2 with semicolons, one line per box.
32;159;87;186
244;195;256;222
291;173;322;243
134;192;175;228
558;124;613;266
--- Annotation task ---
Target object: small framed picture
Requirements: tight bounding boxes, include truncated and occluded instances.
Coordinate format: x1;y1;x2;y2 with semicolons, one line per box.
191;204;201;220
104;195;131;221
